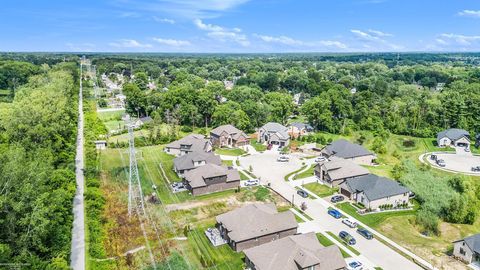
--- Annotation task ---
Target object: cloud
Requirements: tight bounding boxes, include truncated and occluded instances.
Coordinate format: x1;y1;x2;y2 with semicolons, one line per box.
109;39;152;48
458;10;480;18
367;29;392;37
194;19;249;46
153;16;175;24
152;37;190;46
438;33;480;46
66;42;96;52
350;29;401;50
254;34;347;49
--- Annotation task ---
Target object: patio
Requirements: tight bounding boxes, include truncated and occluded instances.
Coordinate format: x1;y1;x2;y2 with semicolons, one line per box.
205;227;228;247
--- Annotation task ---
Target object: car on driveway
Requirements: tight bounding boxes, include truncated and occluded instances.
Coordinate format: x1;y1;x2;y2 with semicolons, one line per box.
342;218;358;228
357;228;373;240
348;261;363;270
339;231;356;245
436;159;446;167
297;189;308;198
331;195;344;203
430;154;437;161
277;155;289;162
328;209;342;219
245;179;259;186
315;156;326;163
472;166;480;172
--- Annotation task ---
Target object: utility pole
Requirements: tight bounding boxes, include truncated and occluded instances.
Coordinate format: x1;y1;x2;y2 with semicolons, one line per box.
127;123;146;217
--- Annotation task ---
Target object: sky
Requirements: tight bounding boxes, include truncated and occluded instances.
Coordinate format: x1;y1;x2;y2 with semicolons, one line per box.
1;0;480;53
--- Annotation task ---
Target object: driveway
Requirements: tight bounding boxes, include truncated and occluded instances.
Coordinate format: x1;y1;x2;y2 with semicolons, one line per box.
424;152;480;175
240;150;425;270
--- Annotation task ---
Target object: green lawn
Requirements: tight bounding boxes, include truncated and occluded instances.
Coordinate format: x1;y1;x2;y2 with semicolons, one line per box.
284;165;307;181
293;164;315;180
336;202;417;228
222;160;233;166
239;171;250;180
214;148;246;156
326;231;361;256
97;109;125;121
316;233;351;258
104;120;125;132
250;139;267;152
302;182;338;197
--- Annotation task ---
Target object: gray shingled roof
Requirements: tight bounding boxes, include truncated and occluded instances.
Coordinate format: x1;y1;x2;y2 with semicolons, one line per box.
456;234;480;254
323;139;374;159
342;174;410;201
139;116;153;123
173;151;221;171
216;203;297;242
243;232;346;270
289;122;313;131
184;164;240;188
436;128;470;141
261;122;289;140
317;157;370;181
210;124;248;140
165;134;210;152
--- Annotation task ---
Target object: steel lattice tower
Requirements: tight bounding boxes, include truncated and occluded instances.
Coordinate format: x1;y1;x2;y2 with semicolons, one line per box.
128;123;146;217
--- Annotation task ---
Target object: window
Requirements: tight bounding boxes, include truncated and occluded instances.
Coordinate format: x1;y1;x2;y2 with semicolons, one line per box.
460;248;466;256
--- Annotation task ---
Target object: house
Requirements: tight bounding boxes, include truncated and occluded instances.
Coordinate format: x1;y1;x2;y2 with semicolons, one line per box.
437;128;470;148
339;174;410;210
173;151;222;177
164;134;212;156
94;140;107;150
210;124;250;148
314;157;370;187
257;122;290;147
132;116;153;128
183;164;240;196
288;122;314;139
216;203;297;252
244;232;346;270
453;233;480;264
321;139;376;165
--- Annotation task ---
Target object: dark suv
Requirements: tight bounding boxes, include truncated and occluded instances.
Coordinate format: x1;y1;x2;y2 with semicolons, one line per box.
339;231;356;245
297;189;308;198
357;228;373;240
330;195;344;203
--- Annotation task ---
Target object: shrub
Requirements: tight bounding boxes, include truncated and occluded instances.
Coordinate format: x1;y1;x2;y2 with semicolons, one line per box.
402;139;416;148
416;209;439;235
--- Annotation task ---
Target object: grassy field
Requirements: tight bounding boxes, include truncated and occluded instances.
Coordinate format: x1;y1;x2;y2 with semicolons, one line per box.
337;202;418;228
316;233;351;258
293;164;315;180
214;148;246;156
303;182;338;197
104;120;125;132
97;109;125;121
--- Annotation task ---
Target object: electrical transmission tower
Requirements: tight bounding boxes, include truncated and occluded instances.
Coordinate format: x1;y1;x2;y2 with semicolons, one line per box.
127;123;146;217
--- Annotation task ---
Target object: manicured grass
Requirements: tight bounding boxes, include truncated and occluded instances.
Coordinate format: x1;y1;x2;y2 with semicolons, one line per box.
336;202;417;229
293;164;315;180
250;139;267;152
97;109;125;121
239;170;250;180
293;206;313;221
284;165;307;181
214;148;246;156
316;233;351;258
326;231;361;256
104;120;125;132
303;182;338;197
221;159;233;166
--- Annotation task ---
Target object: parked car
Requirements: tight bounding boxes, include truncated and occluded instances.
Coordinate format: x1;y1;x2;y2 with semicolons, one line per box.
328;209;342;219
315;156;326;163
356;228;373;240
465;147;471;152
297;189;308;198
267;144;272;150
342;218;358;228
245;179;259;186
339;231;356;245
348;261;363;270
331;195;344;203
430;154;437;161
472;166;480;172
277;155;290;162
436;159;446;167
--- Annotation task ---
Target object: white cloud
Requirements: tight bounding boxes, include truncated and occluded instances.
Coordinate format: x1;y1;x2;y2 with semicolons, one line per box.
194;19;250;46
66;42;95;52
153;17;175;24
367;29;393;37
435;38;448;45
439;33;480;46
152;37;190;46
458;10;480;18
109;39;152;48
254;34;347;49
350;29;401;50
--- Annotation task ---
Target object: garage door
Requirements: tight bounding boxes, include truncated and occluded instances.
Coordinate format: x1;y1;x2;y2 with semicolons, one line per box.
340;188;351;198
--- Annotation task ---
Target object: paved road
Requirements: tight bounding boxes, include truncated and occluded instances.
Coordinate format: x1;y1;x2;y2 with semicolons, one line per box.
70;64;86;270
240;150;427;270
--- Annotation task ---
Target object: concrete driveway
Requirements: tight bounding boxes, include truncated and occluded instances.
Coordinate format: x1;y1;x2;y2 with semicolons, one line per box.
240;150;425;270
425;152;480;175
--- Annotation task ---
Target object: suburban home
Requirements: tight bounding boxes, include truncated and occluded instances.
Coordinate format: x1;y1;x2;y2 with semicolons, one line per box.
453;233;480;264
216;203;297;252
244;232;346;270
321;139;376;165
183;164;240;196
288;122;314;139
339;174;410;210
164;134;212;156
132;116;153;128
437;128;471;148
210;124;250;148
173;151;222;177
257;122;290;147
314;157;370;187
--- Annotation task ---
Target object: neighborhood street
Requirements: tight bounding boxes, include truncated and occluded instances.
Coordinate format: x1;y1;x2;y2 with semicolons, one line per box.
239;149;427;270
70;64;86;270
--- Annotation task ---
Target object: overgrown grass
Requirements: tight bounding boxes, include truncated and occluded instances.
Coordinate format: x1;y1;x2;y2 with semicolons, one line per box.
303;182;338;197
